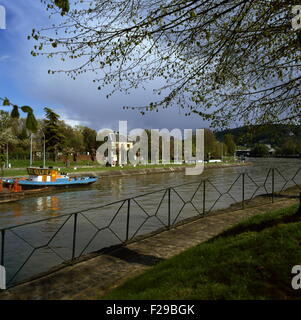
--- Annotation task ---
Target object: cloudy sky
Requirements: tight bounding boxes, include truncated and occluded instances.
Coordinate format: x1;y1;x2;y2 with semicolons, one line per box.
0;0;210;131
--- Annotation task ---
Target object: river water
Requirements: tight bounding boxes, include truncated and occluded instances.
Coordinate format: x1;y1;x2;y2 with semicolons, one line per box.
0;158;300;285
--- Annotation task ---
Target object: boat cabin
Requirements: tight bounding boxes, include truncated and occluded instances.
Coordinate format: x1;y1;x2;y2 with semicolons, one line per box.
27;168;68;182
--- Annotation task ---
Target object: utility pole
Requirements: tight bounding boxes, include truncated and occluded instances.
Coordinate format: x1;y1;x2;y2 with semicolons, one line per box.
41;131;46;168
30;133;33;167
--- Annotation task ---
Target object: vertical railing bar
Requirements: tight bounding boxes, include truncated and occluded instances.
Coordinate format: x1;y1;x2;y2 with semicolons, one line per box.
242;173;245;209
272;168;275;203
203;180;206;216
168;188;171;229
71;213;78;261
1;230;5;267
126;199;131;242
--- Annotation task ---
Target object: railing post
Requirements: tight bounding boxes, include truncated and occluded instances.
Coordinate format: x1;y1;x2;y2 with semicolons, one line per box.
203;180;206;215
126;199;131;242
1;230;5;267
271;168;275;203
168;188;171;229
242;173;245;209
71;213;78;261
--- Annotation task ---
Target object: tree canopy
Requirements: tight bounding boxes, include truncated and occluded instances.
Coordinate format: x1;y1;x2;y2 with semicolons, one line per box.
29;0;301;127
251;143;270;157
216;123;301;147
44;107;66;161
224;133;236;155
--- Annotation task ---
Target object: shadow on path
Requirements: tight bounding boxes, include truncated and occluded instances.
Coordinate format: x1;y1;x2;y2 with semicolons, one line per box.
104;246;165;266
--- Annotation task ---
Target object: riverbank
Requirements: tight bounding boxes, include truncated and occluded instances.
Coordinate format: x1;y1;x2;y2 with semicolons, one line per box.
75;162;252;178
0;187;54;204
104;203;301;300
0;187;298;300
2;161;252;179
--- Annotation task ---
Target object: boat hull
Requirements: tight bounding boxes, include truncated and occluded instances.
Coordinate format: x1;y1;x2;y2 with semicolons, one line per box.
3;177;98;189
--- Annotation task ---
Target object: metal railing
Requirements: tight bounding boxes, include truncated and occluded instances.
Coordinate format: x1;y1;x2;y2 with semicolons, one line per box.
0;166;300;288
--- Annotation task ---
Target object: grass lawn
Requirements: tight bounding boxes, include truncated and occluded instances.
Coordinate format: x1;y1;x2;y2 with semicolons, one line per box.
7;157;236;169
1;163;194;177
103;204;301;300
0;161;241;177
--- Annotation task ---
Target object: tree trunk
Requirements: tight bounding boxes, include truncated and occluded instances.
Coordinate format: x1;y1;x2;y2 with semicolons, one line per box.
298;192;301;215
90;151;95;162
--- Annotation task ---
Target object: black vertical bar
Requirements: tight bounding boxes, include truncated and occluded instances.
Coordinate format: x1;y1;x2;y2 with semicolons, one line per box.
1;230;5;267
242;173;245;209
203;180;206;215
126;199;131;242
271;168;275;203
72;213;78;261
168;188;171;229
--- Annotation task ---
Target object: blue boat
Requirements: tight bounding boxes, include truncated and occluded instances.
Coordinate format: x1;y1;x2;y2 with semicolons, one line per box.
4;167;98;189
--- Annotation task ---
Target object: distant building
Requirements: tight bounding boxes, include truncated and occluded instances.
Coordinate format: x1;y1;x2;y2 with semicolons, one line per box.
105;133;134;166
108;133;134;152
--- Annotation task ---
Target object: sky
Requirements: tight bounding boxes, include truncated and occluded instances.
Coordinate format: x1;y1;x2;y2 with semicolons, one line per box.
0;0;210;132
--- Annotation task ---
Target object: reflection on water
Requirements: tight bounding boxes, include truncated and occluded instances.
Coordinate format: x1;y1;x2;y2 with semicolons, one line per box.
12;204;21;218
0;158;300;229
36;196;60;215
109;178;123;198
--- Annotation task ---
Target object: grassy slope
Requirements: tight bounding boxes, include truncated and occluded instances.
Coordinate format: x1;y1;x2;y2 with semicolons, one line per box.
6;157;236;169
103;204;301;300
1;161;240;177
1;163;191;177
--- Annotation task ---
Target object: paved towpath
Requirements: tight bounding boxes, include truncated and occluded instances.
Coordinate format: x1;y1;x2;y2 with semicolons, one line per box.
0;196;298;300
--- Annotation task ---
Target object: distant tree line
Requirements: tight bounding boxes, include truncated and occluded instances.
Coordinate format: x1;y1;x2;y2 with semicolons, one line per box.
202;130;236;160
0;108;99;165
0;107;238;166
216;125;301;157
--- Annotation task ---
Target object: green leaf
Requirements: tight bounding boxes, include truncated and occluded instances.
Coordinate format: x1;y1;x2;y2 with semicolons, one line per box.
11;105;20;119
190;11;196;18
2;98;10;106
21;106;34;113
205;31;211;41
54;0;70;14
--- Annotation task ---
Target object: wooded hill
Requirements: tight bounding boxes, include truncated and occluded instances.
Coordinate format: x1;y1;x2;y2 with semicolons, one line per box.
215;125;301;149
